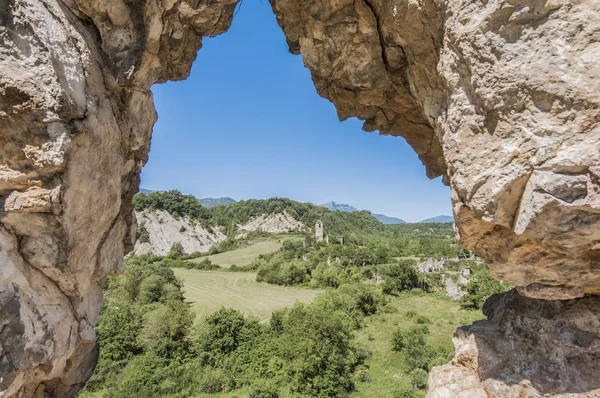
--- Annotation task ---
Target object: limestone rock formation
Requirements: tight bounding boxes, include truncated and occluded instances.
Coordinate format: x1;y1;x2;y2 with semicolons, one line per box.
0;0;238;396
270;0;600;299
134;210;226;256
1;0;599;396
428;290;600;397
236;211;306;238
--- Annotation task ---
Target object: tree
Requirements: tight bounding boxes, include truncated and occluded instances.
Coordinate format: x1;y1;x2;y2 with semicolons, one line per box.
167;242;185;259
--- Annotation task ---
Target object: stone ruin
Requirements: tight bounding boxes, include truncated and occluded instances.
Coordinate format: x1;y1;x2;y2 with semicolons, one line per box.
1;0;599;396
315;220;324;242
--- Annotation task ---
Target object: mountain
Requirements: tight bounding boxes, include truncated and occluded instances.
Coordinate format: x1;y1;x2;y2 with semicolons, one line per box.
199;197;237;208
138;188;154;194
419;215;454;223
322;201;406;224
320;201;359;212
372;213;406;224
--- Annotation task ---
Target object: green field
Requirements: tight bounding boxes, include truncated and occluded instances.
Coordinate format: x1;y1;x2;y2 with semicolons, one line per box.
351;293;484;397
188;236;302;268
173;269;321;321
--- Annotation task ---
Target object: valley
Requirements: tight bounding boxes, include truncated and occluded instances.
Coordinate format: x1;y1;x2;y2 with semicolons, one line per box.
189;239;285;268
80;191;505;398
172;269;321;321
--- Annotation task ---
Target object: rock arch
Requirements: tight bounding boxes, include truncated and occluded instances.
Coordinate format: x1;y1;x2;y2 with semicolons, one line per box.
0;0;598;396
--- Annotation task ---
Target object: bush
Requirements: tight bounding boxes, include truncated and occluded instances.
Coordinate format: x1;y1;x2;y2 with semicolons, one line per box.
460;264;511;309
409;368;428;389
249;379;280;398
197;369;228;393
167;242;185;259
137;226;150;243
197;308;262;364
393;385;418;398
391;325;433;370
391;329;406;352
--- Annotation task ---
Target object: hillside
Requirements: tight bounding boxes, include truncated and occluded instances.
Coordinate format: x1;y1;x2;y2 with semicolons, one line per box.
236;210;305;237
322;201;406;224
212;197;384;238
199;197;236;207
372;213;406;224
321;201;359;212
420;215;454;223
134;209;226;256
132;192;386;254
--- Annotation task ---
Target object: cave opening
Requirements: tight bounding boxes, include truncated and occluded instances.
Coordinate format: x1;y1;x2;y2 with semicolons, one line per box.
141;0;452;222
2;0;599;397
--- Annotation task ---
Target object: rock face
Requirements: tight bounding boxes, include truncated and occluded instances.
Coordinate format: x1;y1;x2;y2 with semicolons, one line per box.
236;211;306;238
0;0;599;396
428;290;600;397
0;0;238;396
270;0;600;299
134;210;226;256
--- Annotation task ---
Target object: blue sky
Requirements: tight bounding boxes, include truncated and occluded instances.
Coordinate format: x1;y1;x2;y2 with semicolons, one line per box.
141;0;452;222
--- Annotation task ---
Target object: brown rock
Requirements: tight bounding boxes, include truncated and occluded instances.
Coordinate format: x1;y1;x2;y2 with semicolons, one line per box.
428;290;600;397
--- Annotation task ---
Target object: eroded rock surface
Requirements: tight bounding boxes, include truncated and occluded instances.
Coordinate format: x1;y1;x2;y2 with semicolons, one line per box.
0;0;238;396
134;210;226;256
236;211;306;238
428;290;600;397
1;0;599;396
271;0;600;299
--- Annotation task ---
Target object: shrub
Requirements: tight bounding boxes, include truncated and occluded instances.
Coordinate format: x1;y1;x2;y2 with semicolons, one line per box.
138;274;166;304
197;368;228;393
167;242;185;259
460;265;512;309
391;325;432;370
391;329;405;352
393;385;418;398
249;379;280;398
196;308;262;364
137;226;150;243
409;368;428;389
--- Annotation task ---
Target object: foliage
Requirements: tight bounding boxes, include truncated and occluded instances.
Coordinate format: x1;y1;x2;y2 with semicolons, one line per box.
82;256;385;398
459;264;512;309
167;242;185;259
133;190;210;225
137;225;150;243
391;324;451;373
210;197;384;239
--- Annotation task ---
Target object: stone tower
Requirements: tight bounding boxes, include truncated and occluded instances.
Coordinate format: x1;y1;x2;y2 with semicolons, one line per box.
315;220;324;242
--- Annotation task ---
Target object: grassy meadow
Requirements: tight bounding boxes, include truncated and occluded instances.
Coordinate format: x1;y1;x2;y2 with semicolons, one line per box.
188;235;303;268
352;293;484;397
173;269;321;321
184;292;484;398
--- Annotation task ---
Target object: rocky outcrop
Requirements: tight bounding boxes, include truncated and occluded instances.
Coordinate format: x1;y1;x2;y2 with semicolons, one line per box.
428;290;600;397
236;211;305;238
0;0;238;396
270;0;600;300
1;0;599;396
134;210;226;256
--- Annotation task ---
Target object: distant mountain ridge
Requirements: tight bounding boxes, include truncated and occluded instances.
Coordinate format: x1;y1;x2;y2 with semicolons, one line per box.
139;191;448;224
321;201;406;224
321;201;359;213
372;214;406;225
199;197;237;208
420;215;454;223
